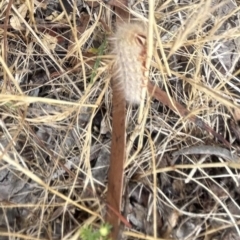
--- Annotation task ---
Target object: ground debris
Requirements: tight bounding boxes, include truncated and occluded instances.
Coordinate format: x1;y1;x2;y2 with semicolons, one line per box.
1;0;240;239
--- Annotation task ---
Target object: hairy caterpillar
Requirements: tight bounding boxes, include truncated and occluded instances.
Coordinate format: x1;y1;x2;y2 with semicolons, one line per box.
110;22;147;105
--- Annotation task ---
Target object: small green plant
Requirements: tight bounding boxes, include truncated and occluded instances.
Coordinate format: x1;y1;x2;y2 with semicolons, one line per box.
79;223;112;240
89;36;107;83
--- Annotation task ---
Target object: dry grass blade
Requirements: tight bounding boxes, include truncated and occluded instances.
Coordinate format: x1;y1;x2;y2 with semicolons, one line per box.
0;55;23;94
3;0;12;65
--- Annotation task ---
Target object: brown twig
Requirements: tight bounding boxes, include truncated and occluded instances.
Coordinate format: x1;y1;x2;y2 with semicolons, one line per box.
105;2;130;240
106;87;127;239
147;82;231;148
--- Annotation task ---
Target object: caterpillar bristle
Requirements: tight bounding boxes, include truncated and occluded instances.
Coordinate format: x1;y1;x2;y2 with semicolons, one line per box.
110;22;147;105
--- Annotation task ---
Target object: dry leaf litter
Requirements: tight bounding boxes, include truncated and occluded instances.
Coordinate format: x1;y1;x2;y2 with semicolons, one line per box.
1;0;240;239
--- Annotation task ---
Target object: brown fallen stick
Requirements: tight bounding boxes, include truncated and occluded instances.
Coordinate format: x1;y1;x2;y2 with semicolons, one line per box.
105;3;130;240
105;90;127;239
147;82;231;148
